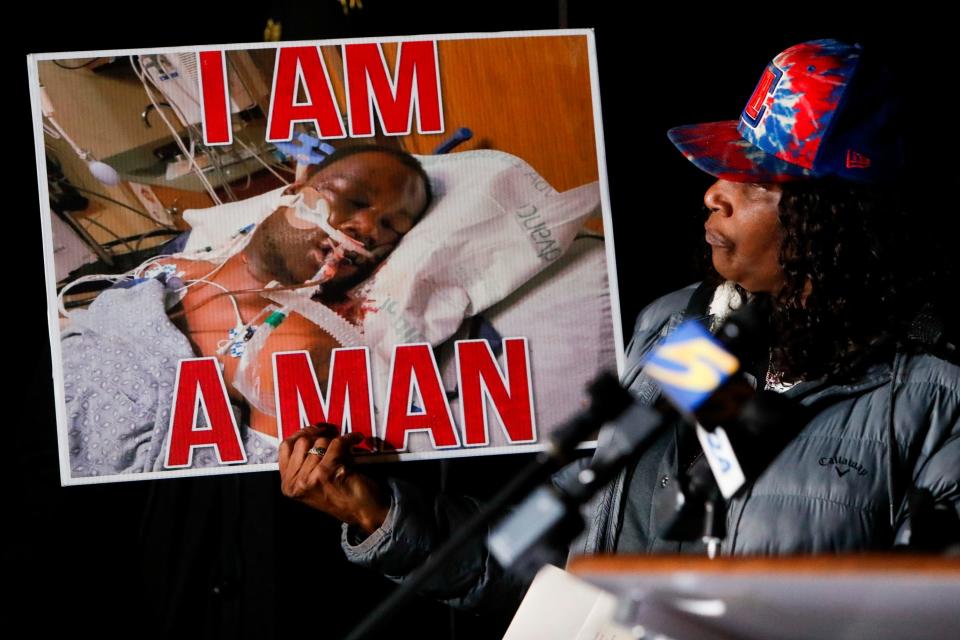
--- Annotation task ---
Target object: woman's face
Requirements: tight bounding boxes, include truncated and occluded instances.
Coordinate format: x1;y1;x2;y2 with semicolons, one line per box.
703;179;785;294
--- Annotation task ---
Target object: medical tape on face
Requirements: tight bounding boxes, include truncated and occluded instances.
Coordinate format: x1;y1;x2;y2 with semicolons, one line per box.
277;193;377;261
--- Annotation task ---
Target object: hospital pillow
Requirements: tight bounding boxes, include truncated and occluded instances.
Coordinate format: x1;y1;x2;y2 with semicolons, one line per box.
182;185;287;253
434;236;615;450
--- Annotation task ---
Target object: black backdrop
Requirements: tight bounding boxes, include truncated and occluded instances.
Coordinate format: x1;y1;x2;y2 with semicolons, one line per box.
11;4;955;638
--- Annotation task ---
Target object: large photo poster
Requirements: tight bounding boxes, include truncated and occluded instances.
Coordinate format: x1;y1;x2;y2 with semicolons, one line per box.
29;31;621;484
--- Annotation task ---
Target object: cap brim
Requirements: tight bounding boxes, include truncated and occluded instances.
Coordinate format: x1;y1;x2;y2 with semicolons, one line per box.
668;121;813;182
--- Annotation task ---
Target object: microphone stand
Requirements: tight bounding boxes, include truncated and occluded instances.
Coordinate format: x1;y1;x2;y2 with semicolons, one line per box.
658;390;813;557
655;448;727;558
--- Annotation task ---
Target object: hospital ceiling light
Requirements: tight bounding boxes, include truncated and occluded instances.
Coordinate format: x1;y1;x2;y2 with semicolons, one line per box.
40;85;121;186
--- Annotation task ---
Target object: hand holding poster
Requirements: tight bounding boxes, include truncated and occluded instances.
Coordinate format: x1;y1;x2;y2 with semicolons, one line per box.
29;31;620;484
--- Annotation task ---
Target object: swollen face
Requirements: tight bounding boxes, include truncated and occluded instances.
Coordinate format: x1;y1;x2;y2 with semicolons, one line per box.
703;179;785;294
250;151;428;288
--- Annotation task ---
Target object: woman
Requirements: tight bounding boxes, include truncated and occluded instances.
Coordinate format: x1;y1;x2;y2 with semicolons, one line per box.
278;39;959;612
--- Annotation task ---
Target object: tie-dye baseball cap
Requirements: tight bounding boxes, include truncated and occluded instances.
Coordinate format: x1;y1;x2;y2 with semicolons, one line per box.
668;39;903;184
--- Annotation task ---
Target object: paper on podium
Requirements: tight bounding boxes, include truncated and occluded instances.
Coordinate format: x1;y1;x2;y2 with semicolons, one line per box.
503;565;635;640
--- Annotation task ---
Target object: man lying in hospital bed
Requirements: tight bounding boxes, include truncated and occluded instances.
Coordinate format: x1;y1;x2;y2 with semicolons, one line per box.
59;146;612;477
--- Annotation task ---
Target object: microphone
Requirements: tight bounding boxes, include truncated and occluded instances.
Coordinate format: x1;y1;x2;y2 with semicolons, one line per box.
488;300;807;568
644;300;810;500
487;399;666;572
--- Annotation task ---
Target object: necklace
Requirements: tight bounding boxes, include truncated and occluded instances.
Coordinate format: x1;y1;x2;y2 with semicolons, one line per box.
765;349;798;392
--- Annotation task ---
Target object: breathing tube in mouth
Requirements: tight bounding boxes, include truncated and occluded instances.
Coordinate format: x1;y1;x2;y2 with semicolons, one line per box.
277;190;378;294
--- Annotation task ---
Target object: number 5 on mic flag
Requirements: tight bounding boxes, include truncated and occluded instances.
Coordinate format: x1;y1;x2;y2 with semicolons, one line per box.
643;321;739;414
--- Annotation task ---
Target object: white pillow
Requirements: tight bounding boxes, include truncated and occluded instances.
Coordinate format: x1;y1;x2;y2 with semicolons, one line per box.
182;185;286;254
429;236;615;452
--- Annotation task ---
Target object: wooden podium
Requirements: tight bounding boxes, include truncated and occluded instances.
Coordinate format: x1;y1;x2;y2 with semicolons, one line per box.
564;555;960;640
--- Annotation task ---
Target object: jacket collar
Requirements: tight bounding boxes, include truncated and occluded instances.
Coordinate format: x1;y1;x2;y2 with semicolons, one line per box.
784;360;893;407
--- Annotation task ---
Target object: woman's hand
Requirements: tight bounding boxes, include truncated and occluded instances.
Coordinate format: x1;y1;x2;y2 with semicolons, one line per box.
279;424;390;535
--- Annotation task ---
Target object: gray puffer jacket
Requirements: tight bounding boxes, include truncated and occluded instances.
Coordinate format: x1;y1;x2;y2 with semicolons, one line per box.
341;283;960;612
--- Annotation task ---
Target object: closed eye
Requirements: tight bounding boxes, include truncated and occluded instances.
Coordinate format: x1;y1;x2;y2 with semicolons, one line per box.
384;214;414;235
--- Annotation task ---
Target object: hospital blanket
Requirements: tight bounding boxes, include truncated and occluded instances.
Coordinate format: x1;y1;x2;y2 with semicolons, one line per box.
61;278;277;477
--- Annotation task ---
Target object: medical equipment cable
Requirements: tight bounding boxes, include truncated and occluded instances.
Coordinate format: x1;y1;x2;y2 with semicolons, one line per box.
142;57;209;159
147;54;236;203
44;152;133;231
161;97;237;205
185;120;239;203
176;222;260;266
132;227;180;252
129;257;349;359
67;184;178;231
80;217;135;254
174;259;233;293
57;273;127;317
268;162;296;175
45;164;124;253
98;229;177;250
58;249;245;320
55;180;174;256
80;228;178;253
60;189;366;331
214;294;285;359
207;143;239;202
233;171;254;192
131;254;181;277
136;253;239;301
170;242;365;353
193;53;277;196
234;137;290;185
130;56;222;205
58;228;247;319
160;193;375;317
58;206;261;319
163;232;358;319
181;277;248;358
166;275;330;321
129;222;258;280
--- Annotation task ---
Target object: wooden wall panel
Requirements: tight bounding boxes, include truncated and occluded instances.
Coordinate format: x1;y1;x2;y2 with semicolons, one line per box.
401;36;599;192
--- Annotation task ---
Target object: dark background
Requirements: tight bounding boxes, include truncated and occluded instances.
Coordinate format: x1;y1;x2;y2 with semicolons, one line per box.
11;3;954;638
